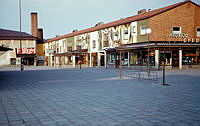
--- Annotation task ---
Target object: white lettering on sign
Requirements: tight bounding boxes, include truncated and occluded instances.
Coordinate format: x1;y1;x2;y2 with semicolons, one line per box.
169;33;189;38
17;48;36;54
183;38;200;43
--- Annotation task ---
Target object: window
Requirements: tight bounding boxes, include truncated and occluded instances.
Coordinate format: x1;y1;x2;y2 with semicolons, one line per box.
113;32;118;41
92;40;96;49
172;26;181;34
103;34;108;42
140;25;147;35
197;27;200;37
133;26;136;34
123;30;129;40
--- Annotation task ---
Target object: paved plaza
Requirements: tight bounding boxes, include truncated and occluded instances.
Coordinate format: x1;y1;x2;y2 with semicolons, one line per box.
0;67;200;126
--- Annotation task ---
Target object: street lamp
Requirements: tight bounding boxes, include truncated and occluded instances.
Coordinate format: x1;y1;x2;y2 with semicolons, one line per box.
19;0;23;71
146;28;152;78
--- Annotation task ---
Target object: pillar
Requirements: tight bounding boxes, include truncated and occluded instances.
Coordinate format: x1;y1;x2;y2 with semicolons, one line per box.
128;52;130;67
104;51;107;68
72;55;76;67
179;49;182;70
89;53;92;67
155;50;159;70
97;52;101;67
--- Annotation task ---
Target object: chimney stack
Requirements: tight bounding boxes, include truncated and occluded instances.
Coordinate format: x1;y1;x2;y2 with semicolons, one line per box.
37;28;43;40
31;12;38;37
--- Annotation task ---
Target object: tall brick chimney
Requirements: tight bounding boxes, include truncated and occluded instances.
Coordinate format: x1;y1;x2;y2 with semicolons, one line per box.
31;12;38;37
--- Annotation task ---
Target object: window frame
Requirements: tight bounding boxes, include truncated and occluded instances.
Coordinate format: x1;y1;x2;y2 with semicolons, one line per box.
172;26;181;34
92;40;96;49
197;27;200;37
113;32;119;41
123;29;129;40
140;25;147;35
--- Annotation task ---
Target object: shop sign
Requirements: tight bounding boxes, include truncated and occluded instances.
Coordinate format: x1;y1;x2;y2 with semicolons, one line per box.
17;48;36;54
183;38;200;43
169;33;200;43
169;33;188;38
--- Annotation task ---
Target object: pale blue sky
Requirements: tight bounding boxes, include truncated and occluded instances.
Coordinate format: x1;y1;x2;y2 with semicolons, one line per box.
0;0;200;39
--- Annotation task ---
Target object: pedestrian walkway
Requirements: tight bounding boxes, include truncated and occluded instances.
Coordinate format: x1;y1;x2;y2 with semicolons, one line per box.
0;67;200;126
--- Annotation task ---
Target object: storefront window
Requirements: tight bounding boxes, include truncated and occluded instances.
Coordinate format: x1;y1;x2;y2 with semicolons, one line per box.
183;50;200;65
160;51;172;66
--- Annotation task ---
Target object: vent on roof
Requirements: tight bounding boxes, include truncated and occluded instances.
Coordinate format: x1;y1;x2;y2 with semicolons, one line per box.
72;29;78;33
137;9;147;15
95;22;104;27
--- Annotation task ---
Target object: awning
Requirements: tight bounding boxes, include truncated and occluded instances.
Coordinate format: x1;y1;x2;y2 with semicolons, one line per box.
0;46;13;51
54;49;88;56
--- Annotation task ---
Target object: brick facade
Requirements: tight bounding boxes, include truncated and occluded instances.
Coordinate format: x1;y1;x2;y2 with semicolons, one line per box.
149;2;200;42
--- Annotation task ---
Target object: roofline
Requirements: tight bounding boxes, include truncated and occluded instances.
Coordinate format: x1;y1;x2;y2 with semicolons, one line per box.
47;0;198;43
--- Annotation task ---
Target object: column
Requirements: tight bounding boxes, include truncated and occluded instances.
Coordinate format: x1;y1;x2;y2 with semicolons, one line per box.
90;53;92;67
155;50;159;70
128;52;130;67
97;52;101;67
72;55;76;67
104;51;107;68
179;49;182;70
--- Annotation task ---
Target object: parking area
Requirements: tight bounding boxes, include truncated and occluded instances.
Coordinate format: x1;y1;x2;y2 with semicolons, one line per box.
0;67;200;126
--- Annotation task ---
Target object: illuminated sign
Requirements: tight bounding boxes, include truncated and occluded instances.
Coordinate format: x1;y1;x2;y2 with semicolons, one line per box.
17;48;36;54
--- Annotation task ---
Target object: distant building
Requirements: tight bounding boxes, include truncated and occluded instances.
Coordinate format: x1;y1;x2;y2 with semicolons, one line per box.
0;12;45;66
45;0;200;69
0;29;37;66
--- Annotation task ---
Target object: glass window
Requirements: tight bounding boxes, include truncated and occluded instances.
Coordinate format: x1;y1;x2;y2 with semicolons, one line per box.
113;32;118;41
123;29;129;40
133;26;136;34
197;27;200;37
172;26;181;34
140;25;147;35
92;40;96;49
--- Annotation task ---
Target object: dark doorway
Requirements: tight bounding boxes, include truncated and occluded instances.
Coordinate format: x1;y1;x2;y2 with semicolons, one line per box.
100;55;104;66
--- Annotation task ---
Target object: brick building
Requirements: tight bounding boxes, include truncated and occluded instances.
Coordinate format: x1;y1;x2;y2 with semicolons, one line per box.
45;0;200;69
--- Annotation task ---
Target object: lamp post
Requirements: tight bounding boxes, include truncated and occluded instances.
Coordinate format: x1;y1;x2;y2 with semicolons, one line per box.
19;0;23;71
146;28;152;77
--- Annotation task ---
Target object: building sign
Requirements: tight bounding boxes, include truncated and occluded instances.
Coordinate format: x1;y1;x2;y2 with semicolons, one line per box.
169;33;189;38
183;38;200;43
169;33;200;43
17;48;36;54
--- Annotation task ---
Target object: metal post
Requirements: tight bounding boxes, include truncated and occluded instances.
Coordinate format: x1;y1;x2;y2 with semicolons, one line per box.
19;0;23;71
119;50;122;79
147;34;150;77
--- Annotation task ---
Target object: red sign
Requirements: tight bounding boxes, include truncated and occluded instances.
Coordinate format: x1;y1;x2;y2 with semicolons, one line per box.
17;48;36;54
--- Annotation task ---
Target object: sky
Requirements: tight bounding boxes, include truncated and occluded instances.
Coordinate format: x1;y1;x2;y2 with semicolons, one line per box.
0;0;200;39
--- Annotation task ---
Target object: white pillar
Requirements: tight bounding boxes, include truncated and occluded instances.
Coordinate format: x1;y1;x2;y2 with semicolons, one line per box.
89;53;92;67
179;49;182;70
72;55;76;67
104;51;107;68
97;52;101;67
155;50;159;70
128;52;130;67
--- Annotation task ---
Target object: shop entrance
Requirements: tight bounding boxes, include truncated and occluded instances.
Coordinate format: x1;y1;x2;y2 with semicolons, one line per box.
22;57;34;65
100;55;105;66
172;50;179;67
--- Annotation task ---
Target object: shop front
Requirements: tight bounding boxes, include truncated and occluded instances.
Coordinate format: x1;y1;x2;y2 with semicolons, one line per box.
105;41;200;70
16;48;36;66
